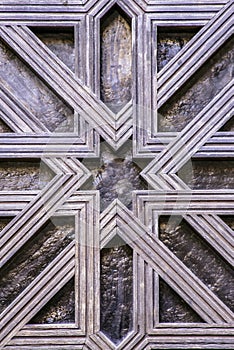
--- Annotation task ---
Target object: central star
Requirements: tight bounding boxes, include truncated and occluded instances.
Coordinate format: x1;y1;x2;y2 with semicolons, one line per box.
80;140;149;211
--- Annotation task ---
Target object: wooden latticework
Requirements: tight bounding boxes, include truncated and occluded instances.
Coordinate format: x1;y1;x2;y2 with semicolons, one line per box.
0;0;233;349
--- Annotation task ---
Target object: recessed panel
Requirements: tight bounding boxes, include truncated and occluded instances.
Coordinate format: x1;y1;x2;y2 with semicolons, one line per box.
100;6;132;113
100;236;133;344
30;278;75;324
0;160;54;191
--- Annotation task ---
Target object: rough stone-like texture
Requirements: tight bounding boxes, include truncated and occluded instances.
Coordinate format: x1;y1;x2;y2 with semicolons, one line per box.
221;116;234;131
159;216;234;311
0;118;12;132
31;27;75;72
157;27;199;72
0;217;12;232
220;216;234;231
100;236;133;344
178;159;234;189
0;160;54;191
81;142;148;211
0;39;74;132
158;37;233;131
159;278;204;323
0;217;74;314
100;7;132;113
30;278;75;324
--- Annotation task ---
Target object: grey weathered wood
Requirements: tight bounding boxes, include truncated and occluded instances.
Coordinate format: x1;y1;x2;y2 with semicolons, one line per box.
0;0;233;349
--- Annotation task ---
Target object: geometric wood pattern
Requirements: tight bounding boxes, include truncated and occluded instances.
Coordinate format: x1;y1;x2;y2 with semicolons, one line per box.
0;0;233;349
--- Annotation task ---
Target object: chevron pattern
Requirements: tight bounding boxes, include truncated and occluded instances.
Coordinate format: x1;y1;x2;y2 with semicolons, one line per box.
0;0;233;349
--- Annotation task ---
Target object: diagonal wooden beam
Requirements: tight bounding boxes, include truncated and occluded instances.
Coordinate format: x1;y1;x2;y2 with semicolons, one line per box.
0;243;75;348
0;82;49;133
157;0;233;108
184;214;234;266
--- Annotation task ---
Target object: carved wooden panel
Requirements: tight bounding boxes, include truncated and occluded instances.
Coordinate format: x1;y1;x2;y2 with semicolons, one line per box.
0;1;233;349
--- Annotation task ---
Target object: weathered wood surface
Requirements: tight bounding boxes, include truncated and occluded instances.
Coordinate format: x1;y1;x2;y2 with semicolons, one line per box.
0;0;233;349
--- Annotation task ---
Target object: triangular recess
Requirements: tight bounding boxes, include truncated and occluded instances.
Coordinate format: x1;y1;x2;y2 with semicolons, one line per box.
0;39;74;132
29;278;75;324
30;27;75;72
159;277;204;323
220;116;234;131
0;217;13;232
219;215;234;231
157;27;201;72
0;118;13;133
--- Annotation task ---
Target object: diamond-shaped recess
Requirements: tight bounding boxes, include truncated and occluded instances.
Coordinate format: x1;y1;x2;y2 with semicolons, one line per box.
29;278;75;324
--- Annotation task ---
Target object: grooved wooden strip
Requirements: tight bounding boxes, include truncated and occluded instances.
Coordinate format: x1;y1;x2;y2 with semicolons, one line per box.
133;132;234;157
0;243;75;347
135;337;234;350
134;191;234;219
101;201;234;324
212;214;234;234
8;337;86;346
157;1;233;107
0;192;37;214
0;134;98;158
5;347;84;350
0;83;49;133
0;25;129;148
184;214;234;266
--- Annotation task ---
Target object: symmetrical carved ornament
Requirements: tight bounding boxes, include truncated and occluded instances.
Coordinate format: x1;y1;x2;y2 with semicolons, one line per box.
0;0;233;349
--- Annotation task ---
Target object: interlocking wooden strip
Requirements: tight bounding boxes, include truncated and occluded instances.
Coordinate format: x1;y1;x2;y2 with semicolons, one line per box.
0;192;37;215
101;201;234;324
0;0;228;25
0;132;232;157
135;331;234;350
134;191;234;220
0;83;49;133
0;243;75;347
157;0;233;108
0;134;99;157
